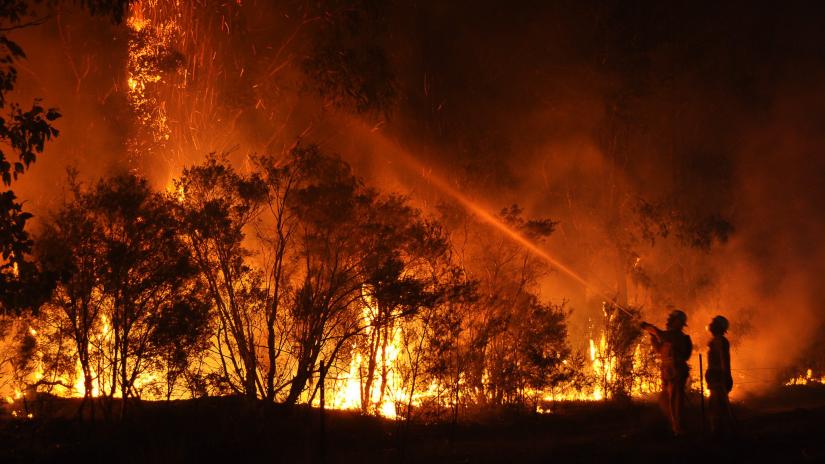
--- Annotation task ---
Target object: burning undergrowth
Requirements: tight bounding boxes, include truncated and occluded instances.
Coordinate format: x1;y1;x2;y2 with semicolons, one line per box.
0;148;653;419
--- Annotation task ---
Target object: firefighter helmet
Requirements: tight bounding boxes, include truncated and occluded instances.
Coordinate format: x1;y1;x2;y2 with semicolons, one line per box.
709;315;729;335
667;309;688;330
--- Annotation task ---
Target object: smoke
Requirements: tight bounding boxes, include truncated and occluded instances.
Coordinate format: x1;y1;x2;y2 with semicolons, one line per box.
376;1;825;393
10;8;128;209
7;1;825;394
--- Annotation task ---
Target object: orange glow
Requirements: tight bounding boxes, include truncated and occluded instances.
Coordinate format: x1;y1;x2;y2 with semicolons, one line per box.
786;368;825;386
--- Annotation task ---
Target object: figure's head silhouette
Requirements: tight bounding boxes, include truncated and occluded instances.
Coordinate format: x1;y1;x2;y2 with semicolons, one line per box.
709;315;729;336
666;309;687;331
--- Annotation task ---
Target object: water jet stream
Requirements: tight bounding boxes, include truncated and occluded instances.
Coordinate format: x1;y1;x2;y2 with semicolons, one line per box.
378;140;634;317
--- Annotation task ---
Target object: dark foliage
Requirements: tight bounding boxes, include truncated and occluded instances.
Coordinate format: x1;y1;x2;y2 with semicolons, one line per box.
302;0;397;115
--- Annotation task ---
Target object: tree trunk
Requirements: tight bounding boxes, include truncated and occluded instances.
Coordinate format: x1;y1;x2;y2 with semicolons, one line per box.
361;323;380;414
266;322;277;401
120;331;129;419
377;323;391;412
244;344;257;400
285;352;315;405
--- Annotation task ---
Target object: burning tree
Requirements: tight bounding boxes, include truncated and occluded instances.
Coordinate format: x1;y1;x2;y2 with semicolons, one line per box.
591;301;643;400
171;145;451;410
417;266;479;422
0;0;133;403
419;203;578;412
469;205;565;406
35;173;205;418
352;197;446;415
253;152;303;402
14;147;592;418
395;251;475;422
281;146;441;407
506;295;574;404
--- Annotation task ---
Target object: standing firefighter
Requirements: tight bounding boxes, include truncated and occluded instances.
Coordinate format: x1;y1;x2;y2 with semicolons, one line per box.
705;315;734;436
641;310;693;436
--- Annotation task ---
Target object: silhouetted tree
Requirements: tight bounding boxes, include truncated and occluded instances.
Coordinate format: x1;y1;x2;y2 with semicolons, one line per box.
355;196;445;415
458;205;564;405
0;0;129;397
253;153;303;401
36;174;104;416
88;174;195;416
0;4;59;315
582;1;734;309
419;266;478;422
418;202;574;412
282;146;443;406
504;295;573;403
34;172;199;417
395;234;472;422
281;146;377;405
147;285;212;401
175;155;266;399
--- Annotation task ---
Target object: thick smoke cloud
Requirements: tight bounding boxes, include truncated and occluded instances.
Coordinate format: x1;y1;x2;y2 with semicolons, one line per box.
9;1;825;393
379;1;825;392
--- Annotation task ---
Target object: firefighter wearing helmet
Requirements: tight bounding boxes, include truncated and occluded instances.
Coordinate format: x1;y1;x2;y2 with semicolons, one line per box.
705;315;734;435
641;309;693;436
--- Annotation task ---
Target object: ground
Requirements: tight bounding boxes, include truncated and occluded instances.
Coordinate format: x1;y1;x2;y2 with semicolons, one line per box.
1;386;824;463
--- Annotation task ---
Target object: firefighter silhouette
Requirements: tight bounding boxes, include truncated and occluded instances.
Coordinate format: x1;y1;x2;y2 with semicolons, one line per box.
641;310;692;436
705;315;734;436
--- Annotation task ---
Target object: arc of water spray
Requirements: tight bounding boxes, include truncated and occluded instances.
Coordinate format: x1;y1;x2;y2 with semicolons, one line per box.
390;148;635;318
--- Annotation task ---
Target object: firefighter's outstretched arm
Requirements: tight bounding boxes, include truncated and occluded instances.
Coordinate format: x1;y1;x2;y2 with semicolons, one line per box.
640;322;663;344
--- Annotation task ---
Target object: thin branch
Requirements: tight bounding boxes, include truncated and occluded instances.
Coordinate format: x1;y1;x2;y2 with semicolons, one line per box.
0;15;51;32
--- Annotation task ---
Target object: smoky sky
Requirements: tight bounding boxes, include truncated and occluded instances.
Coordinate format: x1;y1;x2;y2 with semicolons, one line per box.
10;0;825;391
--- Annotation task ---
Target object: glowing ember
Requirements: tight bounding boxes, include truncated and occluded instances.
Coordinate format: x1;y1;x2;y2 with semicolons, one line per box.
126;0;182;153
